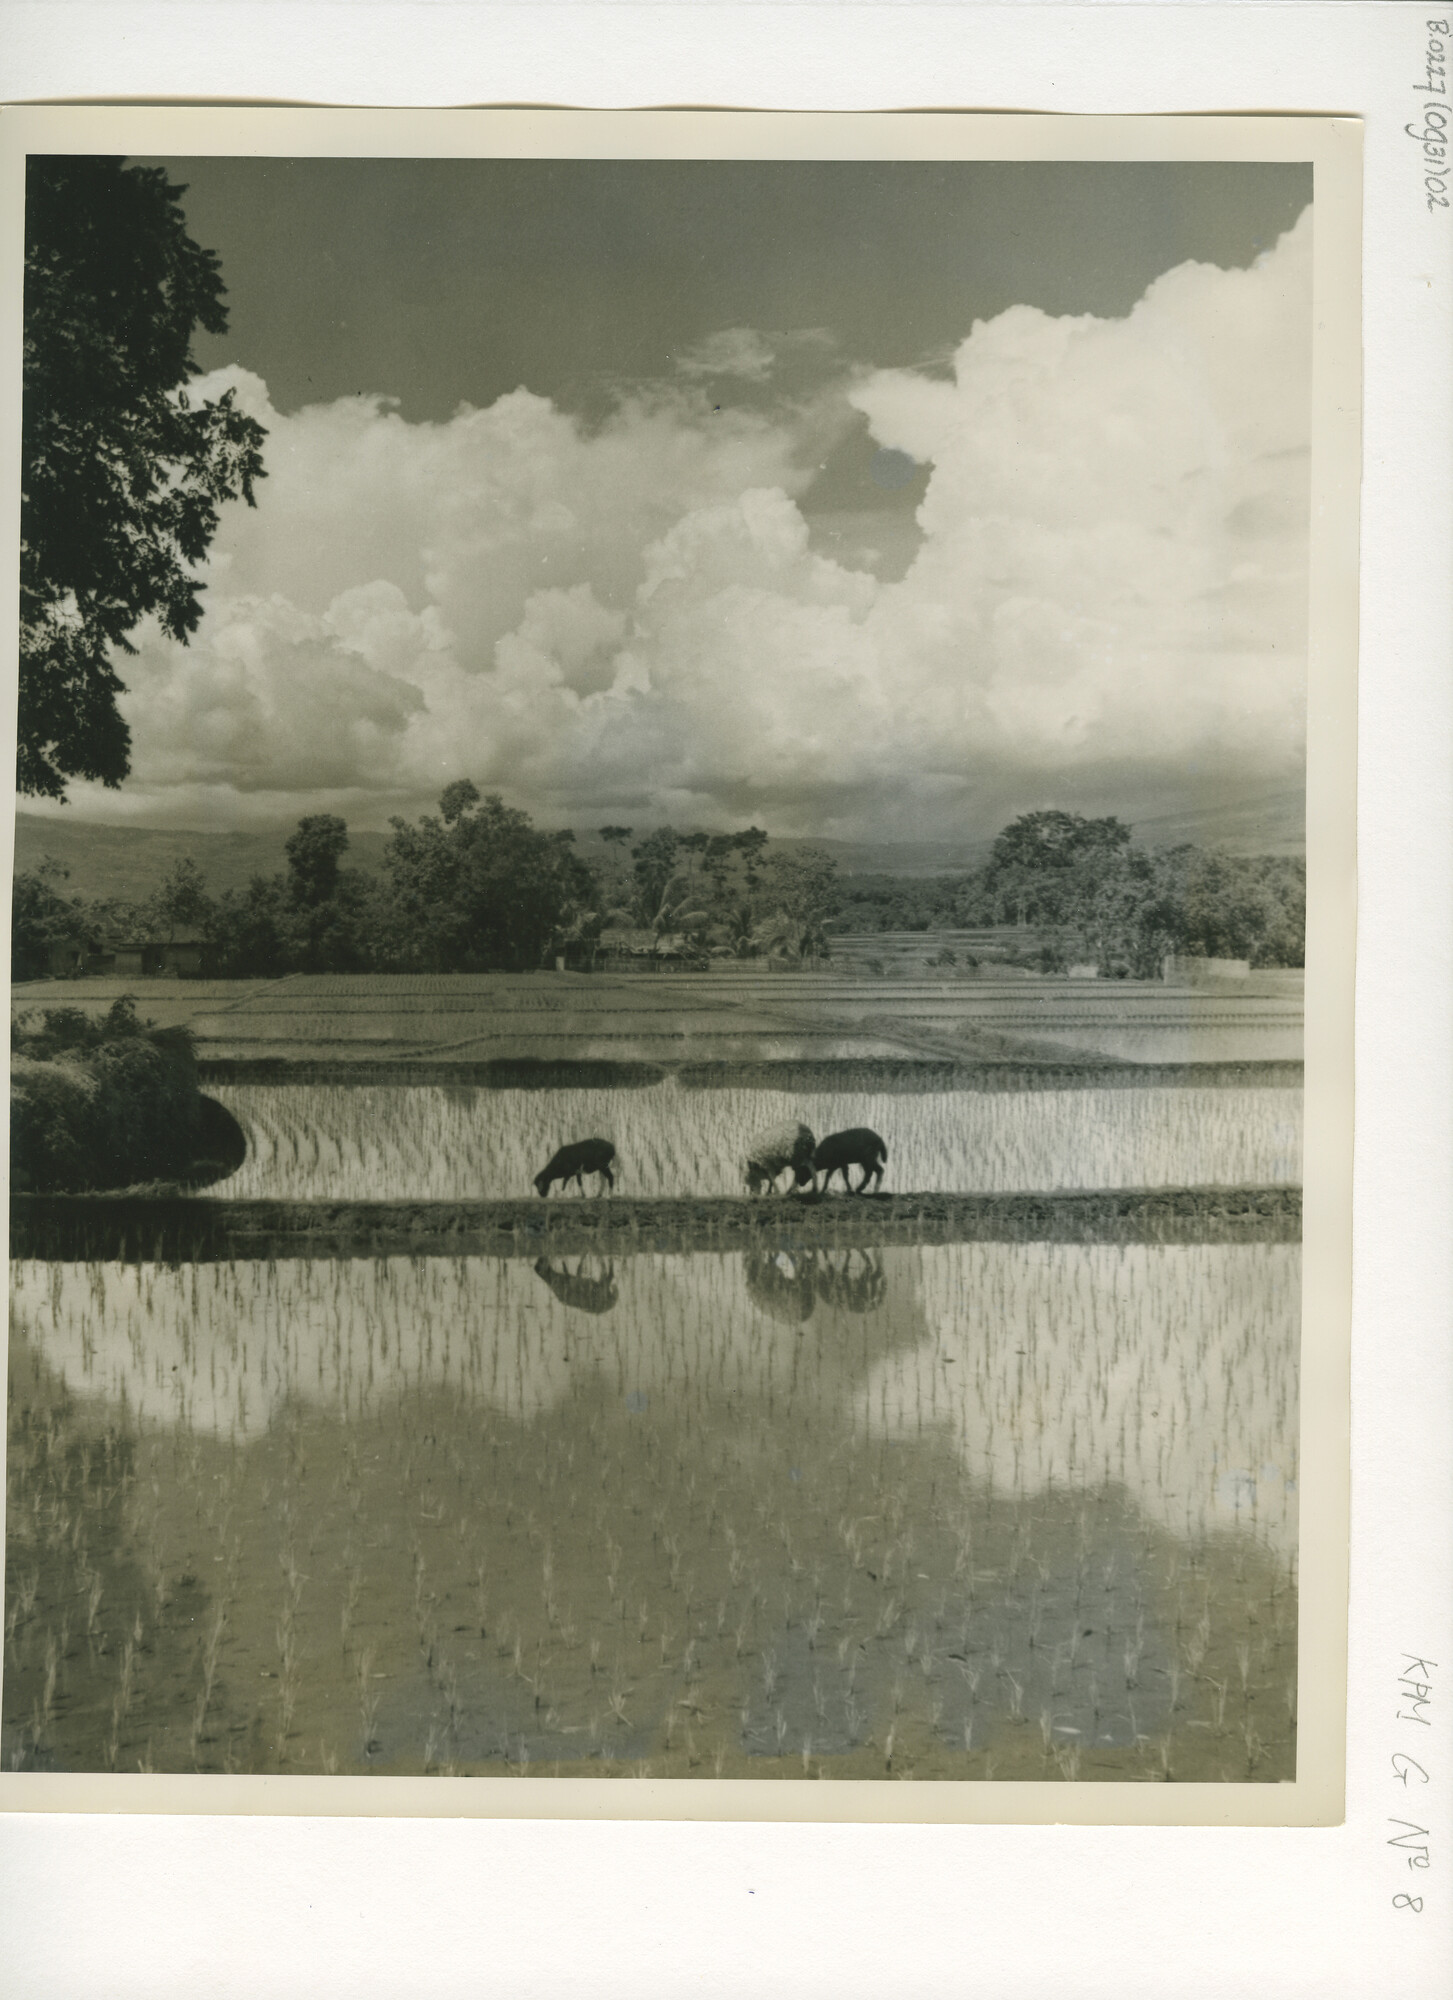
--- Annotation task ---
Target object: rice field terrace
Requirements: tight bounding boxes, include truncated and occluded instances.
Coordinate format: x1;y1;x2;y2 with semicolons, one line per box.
4;1239;1297;1782
5;967;1303;1783
206;1079;1301;1205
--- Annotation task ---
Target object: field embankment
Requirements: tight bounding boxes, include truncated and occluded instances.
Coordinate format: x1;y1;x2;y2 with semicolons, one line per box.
9;1183;1302;1263
193;1055;1302;1090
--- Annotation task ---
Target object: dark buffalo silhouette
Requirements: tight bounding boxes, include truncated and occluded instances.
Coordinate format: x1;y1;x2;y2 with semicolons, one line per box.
533;1138;616;1197
533;1256;619;1315
812;1127;887;1195
744;1119;817;1196
813;1247;887;1314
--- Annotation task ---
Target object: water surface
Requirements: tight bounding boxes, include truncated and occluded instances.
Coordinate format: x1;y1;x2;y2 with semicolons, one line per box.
6;1239;1297;1780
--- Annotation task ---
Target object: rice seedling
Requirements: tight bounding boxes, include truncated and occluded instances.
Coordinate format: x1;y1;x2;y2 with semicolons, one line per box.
190;1605;228;1762
341;1562;362;1652
210;1078;1301;1204
356;1646;381;1755
105;1636;137;1770
276;1603;299;1745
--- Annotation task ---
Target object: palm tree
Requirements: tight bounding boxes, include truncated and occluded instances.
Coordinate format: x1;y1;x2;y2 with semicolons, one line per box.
752;909;830;965
721;902;759;959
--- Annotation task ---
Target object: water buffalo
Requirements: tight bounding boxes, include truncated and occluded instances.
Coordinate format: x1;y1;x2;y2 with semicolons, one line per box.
533;1138;616;1197
533;1256;619;1315
744;1119;817;1196
812;1127;887;1195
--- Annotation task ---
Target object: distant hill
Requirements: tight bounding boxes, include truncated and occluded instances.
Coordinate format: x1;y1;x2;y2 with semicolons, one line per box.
1125;791;1305;858
12;815;990;901
765;836;994;878
13;815;392;903
13;789;1305;905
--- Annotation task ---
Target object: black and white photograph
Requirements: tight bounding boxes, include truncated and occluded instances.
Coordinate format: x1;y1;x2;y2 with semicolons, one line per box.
3;111;1357;1810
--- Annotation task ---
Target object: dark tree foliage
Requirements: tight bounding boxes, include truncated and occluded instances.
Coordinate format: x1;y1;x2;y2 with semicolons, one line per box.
10;995;201;1192
147;855;212;939
205;859;376;978
1153;847;1306;966
278;817;376;972
438;781;481;827
630;828;681;927
727;827;769;892
381;784;597;972
20;156;267;799
988;810;1132;874
834;873;965;934
205;876;292;979
756;847;841;961
10;857;91;979
951;812;1305;974
180;795;595;976
966;812;1134;927
699;834;736;904
585;823;773;950
285;815;350;907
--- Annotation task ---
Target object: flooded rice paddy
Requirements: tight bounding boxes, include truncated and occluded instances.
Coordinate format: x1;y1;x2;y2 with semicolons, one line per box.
978;1023;1304;1065
10;969;1304;1070
210;1081;1302;1203
5;1237;1297;1781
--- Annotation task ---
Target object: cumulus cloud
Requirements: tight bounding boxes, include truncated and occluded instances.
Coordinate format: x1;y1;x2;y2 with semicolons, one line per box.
850;209;1311;797
77;212;1311;837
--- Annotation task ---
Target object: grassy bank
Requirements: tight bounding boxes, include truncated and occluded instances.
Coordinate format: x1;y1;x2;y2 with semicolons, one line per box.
9;1184;1302;1263
195;1055;1305;1091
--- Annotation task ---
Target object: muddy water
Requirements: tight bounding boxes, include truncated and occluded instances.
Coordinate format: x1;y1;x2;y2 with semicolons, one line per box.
207;1079;1303;1203
5;1239;1297;1780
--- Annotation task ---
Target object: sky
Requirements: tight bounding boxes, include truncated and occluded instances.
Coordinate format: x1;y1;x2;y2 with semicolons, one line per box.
38;158;1313;843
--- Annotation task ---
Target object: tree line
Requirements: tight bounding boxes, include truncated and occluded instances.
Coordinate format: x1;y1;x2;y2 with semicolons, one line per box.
12;802;1303;982
11;784;847;980
812;810;1303;975
954;811;1303;973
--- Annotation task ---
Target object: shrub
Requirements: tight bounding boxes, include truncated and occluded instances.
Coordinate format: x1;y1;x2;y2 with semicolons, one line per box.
10;996;202;1191
9;1057;98;1191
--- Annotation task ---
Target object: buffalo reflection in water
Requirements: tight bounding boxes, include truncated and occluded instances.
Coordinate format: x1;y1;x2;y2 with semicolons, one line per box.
744;1247;887;1325
812;1247;887;1315
744;1248;818;1325
532;1256;620;1316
